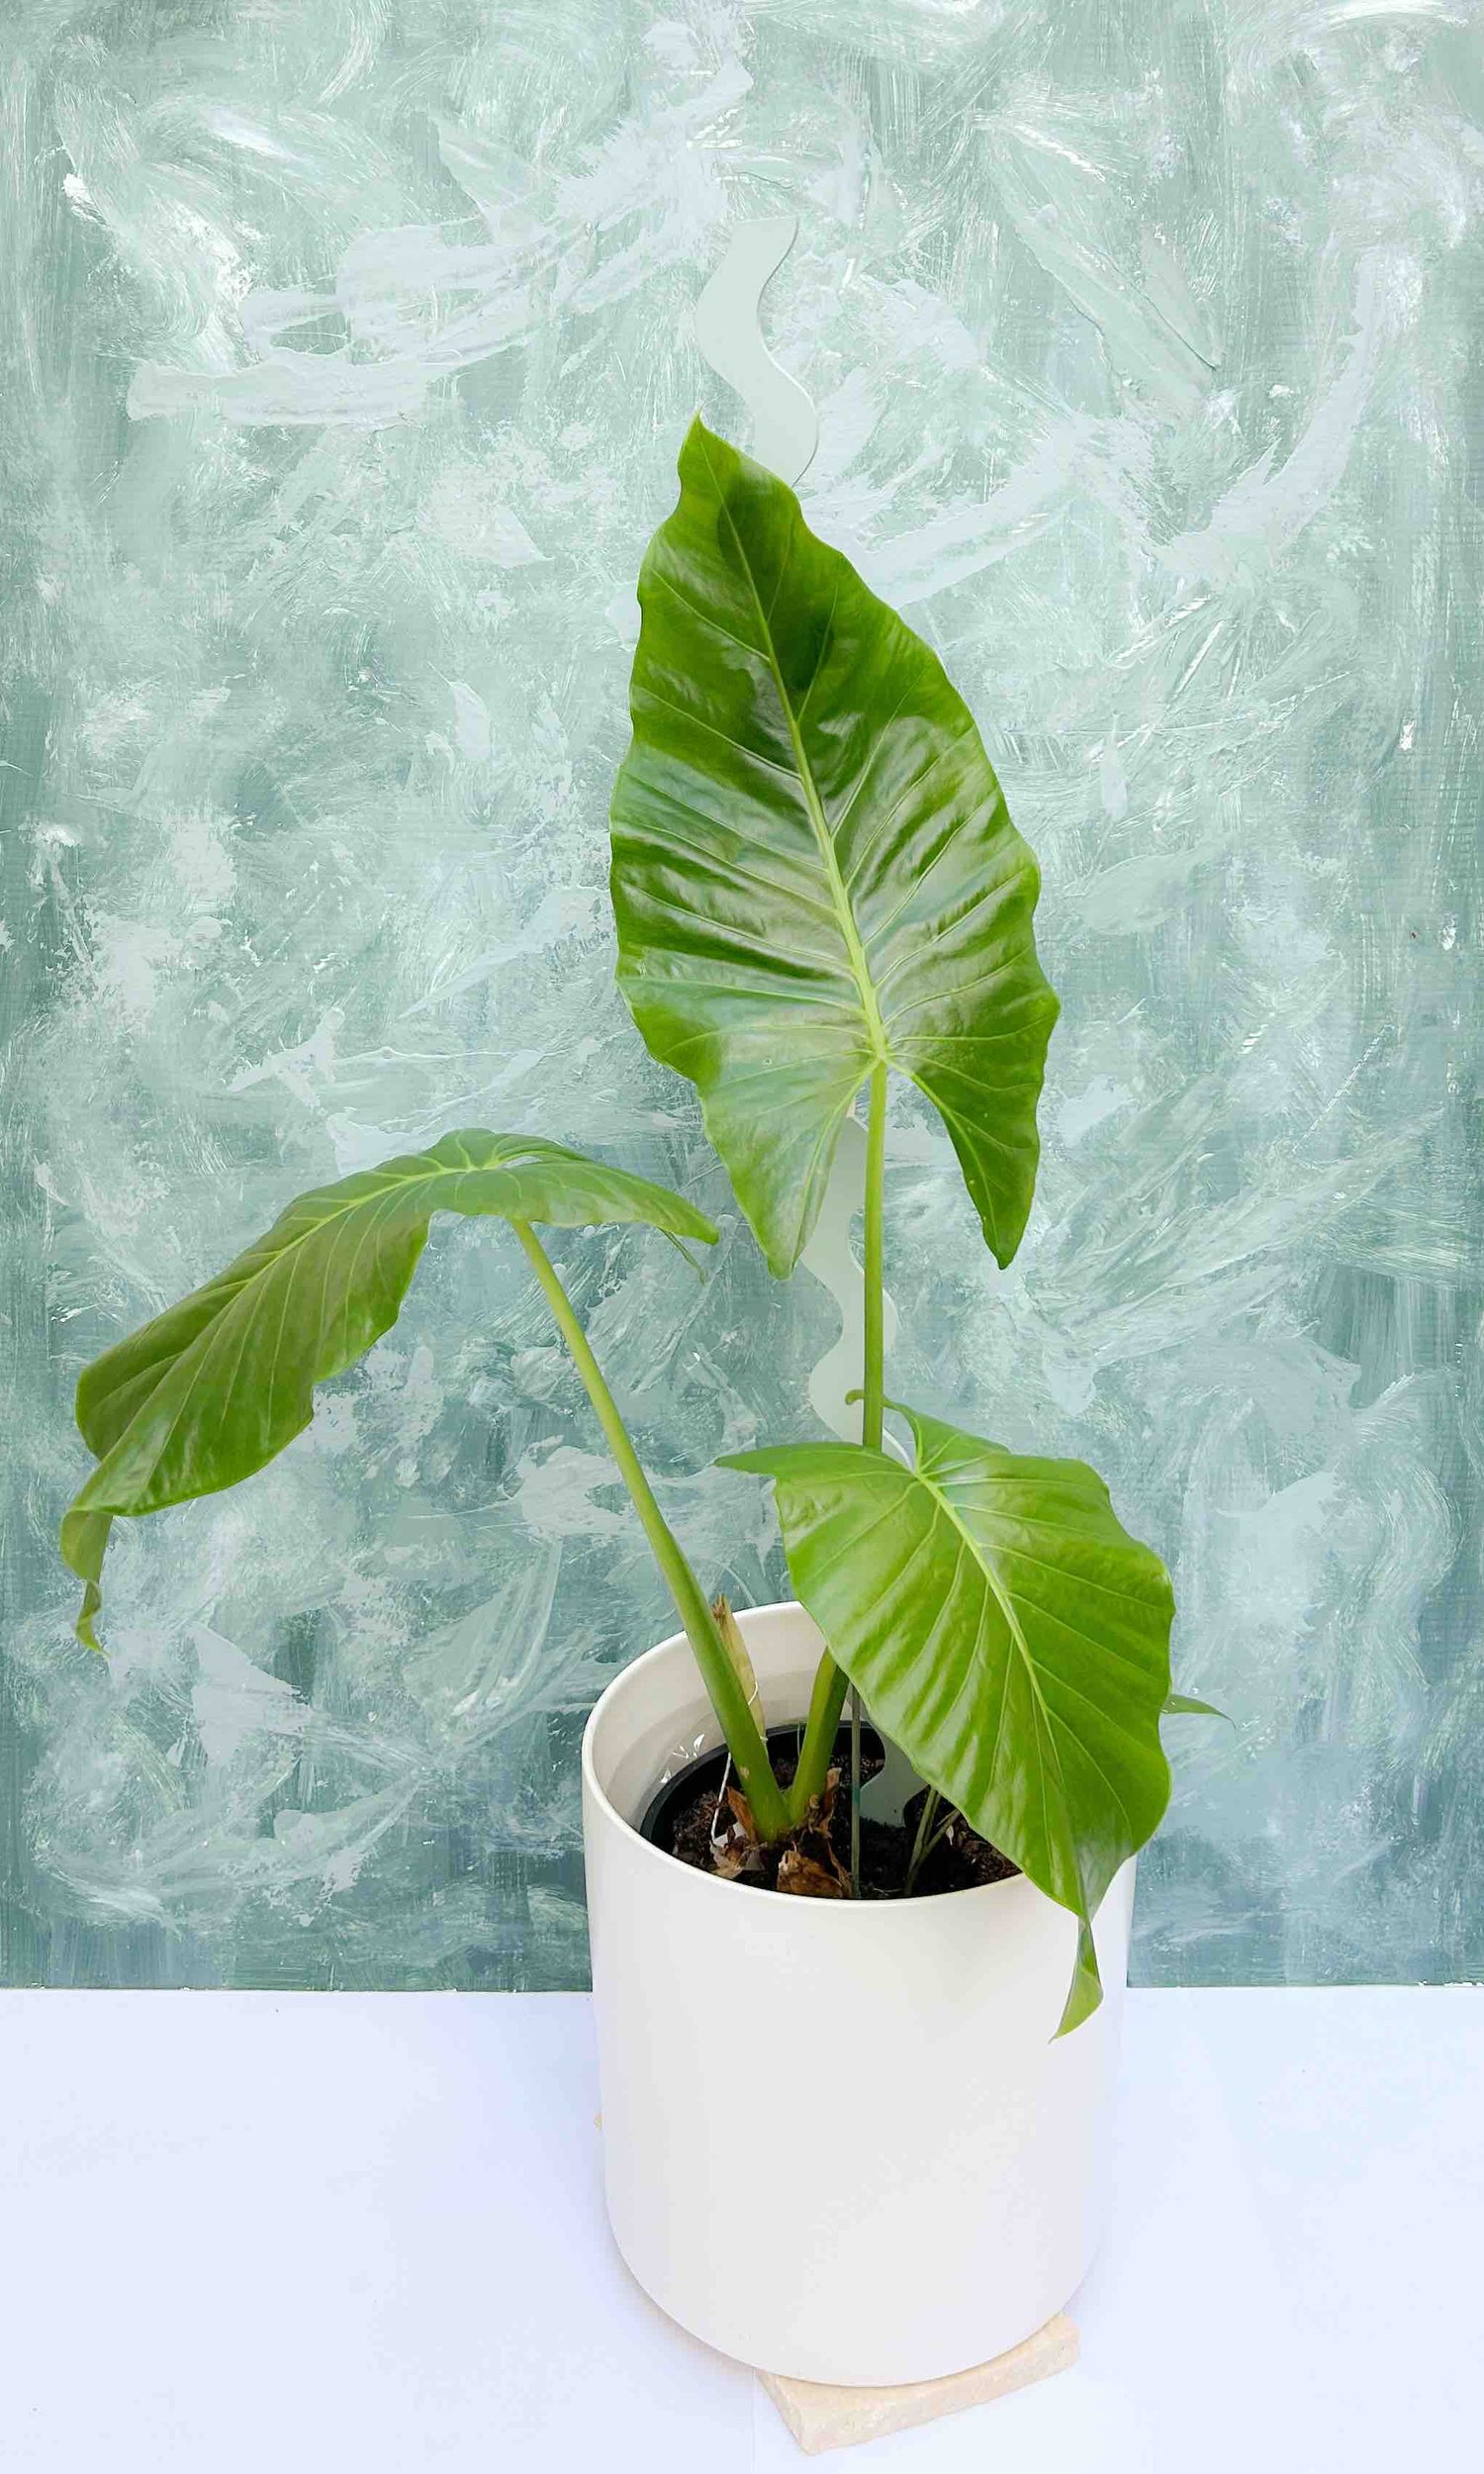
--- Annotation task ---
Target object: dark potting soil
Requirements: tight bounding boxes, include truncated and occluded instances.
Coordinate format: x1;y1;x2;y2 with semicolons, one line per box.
899;1790;1021;1896
653;1730;1019;1901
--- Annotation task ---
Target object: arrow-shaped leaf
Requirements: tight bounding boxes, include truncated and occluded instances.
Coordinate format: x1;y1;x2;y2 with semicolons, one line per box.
610;418;1059;1278
62;1132;715;1649
723;1400;1174;2033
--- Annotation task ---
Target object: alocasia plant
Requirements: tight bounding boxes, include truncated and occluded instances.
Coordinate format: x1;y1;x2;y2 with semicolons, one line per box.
62;419;1212;2031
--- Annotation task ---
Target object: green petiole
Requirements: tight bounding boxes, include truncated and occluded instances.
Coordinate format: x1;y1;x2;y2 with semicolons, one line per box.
514;1220;791;1842
785;1063;889;1833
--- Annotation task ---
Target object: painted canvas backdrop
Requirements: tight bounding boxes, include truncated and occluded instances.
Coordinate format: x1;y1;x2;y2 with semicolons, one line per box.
3;1;1480;1990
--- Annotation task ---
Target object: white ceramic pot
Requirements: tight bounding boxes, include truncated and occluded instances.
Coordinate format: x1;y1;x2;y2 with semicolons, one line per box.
582;1599;1134;2387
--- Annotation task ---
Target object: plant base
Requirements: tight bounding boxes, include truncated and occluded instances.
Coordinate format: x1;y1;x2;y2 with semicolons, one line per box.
585;1604;1133;2386
757;2312;1078;2455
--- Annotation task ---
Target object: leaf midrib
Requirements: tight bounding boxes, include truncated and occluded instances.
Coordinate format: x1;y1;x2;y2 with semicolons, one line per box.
83;1139;699;1493
93;1168;432;1506
905;1445;1070;1836
85;1166;422;1427
913;1456;1149;1887
85;1154;512;1476
698;432;890;1072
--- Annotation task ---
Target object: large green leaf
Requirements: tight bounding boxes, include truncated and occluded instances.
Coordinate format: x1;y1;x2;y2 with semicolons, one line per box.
723;1400;1174;2033
61;1132;715;1650
610;417;1060;1279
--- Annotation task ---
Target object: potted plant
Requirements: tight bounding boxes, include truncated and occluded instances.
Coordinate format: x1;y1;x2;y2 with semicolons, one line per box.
61;420;1215;2389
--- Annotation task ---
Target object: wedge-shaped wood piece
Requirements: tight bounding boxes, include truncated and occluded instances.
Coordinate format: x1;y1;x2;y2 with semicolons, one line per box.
758;2311;1079;2454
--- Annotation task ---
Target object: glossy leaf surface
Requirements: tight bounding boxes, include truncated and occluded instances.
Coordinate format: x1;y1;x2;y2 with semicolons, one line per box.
610;418;1059;1277
62;1133;715;1648
724;1399;1174;2031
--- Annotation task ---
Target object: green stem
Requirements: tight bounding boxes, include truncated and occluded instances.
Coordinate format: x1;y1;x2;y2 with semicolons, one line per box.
786;1648;850;1829
905;1785;942;1894
788;1065;890;1828
848;1684;862;1896
514;1221;790;1842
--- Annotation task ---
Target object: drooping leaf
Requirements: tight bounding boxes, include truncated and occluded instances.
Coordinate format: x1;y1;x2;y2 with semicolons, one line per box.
723;1400;1174;2033
61;1132;715;1650
1060;1924;1104;2039
610;417;1059;1278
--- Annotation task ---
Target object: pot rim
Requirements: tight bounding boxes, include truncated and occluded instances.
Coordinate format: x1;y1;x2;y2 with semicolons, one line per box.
581;1596;1028;1919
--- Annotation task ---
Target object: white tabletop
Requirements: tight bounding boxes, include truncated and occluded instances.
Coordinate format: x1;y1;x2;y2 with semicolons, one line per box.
0;1986;1476;2470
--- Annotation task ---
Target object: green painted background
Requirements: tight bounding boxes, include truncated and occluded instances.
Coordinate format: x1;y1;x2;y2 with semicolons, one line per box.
4;1;1481;1989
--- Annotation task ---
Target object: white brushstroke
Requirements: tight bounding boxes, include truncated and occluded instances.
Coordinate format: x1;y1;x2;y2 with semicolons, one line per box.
447;680;492;763
847;420;1083;605
270;1787;420;1895
1057;1077;1134;1146
191;1629;307;1769
420;464;544;567
514;1444;630;1543
402;1547;562;1743
1159;253;1389;586
1074;836;1231;937
400;889;605;1018
230;1009;345;1104
88;918;186;1030
1233;0;1469;84
128;62;753;428
981;99;1218;420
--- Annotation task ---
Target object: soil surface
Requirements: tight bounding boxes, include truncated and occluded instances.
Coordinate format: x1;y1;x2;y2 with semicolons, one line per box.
656;1735;1019;1900
899;1789;1021;1896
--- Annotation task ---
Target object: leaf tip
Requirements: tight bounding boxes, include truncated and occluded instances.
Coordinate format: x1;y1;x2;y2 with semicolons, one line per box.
679;409;731;486
1162;1691;1232;1725
1053;1921;1104;2040
74;1583;105;1657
